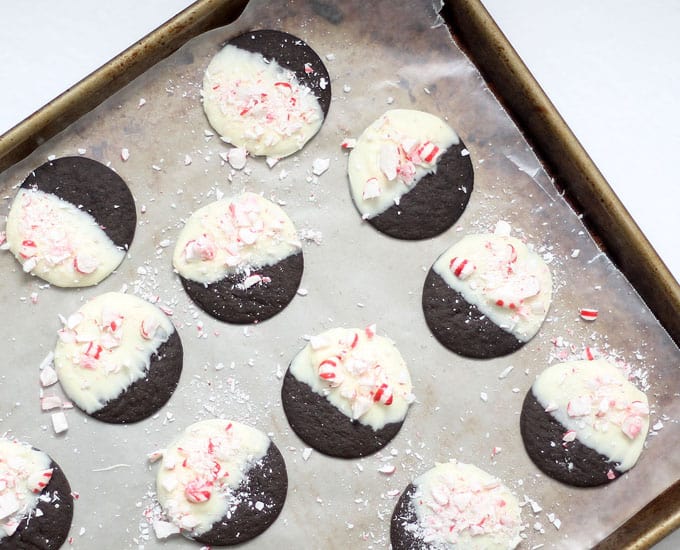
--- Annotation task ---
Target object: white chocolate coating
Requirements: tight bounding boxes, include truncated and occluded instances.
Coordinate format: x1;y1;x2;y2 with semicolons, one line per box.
532;359;649;472
0;439;53;540
433;232;552;342
5;188;125;287
410;461;522;550
348;109;460;218
172;192;301;285
54;292;174;414
156;419;270;536
289;326;414;430
202;44;324;158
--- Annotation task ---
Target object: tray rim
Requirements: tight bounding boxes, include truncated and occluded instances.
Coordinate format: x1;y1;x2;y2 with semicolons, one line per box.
0;0;678;547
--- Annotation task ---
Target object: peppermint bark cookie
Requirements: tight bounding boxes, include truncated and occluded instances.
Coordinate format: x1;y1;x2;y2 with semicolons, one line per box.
202;29;331;159
155;419;287;545
347;109;473;240
5;156;135;287
391;461;522;550
173;192;303;324
281;325;414;458
520;359;650;487
0;438;74;549
54;292;182;424
422;225;552;358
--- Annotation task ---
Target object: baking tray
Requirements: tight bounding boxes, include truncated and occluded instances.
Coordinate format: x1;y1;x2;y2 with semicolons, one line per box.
0;0;678;548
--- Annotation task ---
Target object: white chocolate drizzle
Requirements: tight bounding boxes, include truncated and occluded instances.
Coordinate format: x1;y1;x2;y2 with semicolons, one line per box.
410;461;522;549
156;419;270;536
0;439;53;540
348;109;460;218
5;188;125;287
532;359;650;471
202;45;323;158
54;292;174;413
289;326;414;430
172;192;301;285
433;230;552;342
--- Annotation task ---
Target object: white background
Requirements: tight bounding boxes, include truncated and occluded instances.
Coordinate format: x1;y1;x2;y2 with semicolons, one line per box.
0;1;678;547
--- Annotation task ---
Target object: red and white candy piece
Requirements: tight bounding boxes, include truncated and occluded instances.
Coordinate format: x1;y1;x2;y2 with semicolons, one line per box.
579;308;599;321
318;357;344;387
362;177;381;200
73;253;99;275
19;239;38;259
566;396;592;417
415;140;440;164
184;478;212;504
140;317;160;340
449;256;476;279
373;383;393;405
562;430;577;443
621;414;644;439
364;324;377;339
184;234;215;262
27;469;54;494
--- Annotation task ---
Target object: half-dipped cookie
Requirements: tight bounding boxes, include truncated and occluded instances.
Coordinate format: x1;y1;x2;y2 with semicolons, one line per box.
5;156;136;287
0;438;74;549
173;192;303;324
281;325;414;458
54;292;182;423
155;419;287;546
520;359;650;487
202;29;331;159
348;109;473;240
390;461;522;550
422;225;552;358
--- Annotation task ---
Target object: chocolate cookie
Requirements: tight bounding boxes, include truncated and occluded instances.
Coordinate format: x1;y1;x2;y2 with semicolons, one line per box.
173;192;304;324
281;326;414;458
421;229;552;359
5;156;135;287
0;441;74;549
422;268;524;359
54;292;183;424
202;29;331;158
520;359;650;487
156;419;287;545
281;369;403;458
179;252;304;324
348;109;473;240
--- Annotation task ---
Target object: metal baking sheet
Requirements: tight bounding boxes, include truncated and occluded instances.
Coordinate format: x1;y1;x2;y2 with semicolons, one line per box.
1;0;678;548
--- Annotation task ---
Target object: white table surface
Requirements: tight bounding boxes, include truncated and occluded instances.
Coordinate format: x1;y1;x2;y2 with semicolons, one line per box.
0;1;678;548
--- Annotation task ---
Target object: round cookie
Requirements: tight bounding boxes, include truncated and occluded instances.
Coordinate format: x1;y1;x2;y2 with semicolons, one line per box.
520;359;650;487
5;156;136;287
0;438;74;549
281;325;414;458
347;109;473;240
422;226;552;358
390;461;522;550
155;419;287;545
173;192;303;324
202;29;331;159
54;292;183;424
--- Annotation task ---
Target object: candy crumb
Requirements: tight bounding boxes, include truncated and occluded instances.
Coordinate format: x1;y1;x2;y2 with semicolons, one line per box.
51;412;68;434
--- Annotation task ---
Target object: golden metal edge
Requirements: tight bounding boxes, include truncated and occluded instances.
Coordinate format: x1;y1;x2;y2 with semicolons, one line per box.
0;0;248;173
0;0;678;546
442;0;680;548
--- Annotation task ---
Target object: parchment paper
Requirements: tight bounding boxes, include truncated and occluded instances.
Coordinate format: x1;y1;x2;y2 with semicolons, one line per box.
1;0;678;548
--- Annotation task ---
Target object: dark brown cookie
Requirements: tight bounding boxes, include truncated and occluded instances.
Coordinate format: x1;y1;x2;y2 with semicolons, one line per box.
226;29;331;119
366;140;473;240
192;443;288;546
390;483;421;550
4;458;74;550
519;390;617;487
180;252;304;324
89;329;183;424
21;156;136;250
281;368;403;458
421;268;524;359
